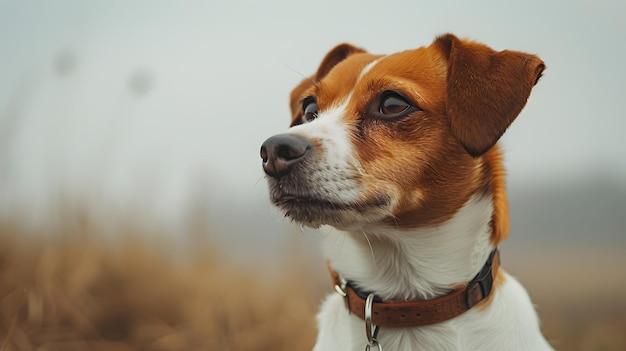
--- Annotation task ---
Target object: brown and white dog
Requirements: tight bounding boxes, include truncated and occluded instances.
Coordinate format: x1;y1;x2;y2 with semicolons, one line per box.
260;34;552;350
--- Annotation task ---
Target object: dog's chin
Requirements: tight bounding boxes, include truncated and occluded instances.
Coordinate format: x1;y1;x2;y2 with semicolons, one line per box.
272;195;392;230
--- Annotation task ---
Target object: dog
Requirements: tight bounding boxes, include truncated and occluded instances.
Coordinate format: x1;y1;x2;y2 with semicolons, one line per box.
260;34;552;350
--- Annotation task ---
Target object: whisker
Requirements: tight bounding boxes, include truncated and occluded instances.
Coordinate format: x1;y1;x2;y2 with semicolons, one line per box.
338;230;346;257
323;227;345;259
254;175;266;187
282;63;316;85
361;231;377;271
320;226;333;240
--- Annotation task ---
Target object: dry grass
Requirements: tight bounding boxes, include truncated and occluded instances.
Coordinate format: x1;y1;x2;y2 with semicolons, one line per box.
0;222;318;351
540;302;626;351
507;249;626;351
1;221;625;351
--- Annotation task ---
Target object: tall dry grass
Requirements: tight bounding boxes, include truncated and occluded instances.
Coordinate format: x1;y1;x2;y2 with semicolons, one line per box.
0;222;318;350
509;250;626;351
1;219;625;350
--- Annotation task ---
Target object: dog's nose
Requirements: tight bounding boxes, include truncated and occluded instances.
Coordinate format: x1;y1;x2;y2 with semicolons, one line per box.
260;134;311;178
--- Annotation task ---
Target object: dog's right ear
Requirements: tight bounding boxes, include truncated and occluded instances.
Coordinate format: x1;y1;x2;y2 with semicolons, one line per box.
434;34;545;157
290;43;366;122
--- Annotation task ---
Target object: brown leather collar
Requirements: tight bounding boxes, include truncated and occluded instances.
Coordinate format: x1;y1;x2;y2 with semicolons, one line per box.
328;249;500;328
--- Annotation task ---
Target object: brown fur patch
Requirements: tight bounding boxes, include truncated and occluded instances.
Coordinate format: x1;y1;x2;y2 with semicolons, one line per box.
480;145;510;245
345;45;485;227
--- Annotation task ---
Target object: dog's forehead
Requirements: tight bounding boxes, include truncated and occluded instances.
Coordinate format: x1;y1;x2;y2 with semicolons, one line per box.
319;46;446;108
357;47;447;103
368;47;447;84
315;53;381;107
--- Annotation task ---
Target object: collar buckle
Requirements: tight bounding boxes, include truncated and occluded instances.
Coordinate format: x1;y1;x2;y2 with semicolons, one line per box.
466;249;499;308
330;263;351;312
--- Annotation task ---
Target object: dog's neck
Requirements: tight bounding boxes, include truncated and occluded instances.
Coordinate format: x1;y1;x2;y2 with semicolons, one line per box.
323;194;495;301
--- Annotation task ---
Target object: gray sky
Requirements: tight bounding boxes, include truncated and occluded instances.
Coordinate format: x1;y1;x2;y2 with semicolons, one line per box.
0;0;624;235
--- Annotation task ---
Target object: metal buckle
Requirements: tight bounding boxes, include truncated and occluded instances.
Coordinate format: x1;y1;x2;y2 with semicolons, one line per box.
334;282;347;297
466;249;497;308
334;277;350;312
364;293;382;351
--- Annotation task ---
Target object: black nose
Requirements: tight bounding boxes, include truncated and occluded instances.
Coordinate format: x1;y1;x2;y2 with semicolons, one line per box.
260;134;311;178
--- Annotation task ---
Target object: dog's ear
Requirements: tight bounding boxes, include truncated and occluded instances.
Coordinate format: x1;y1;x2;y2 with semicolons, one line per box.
434;34;545;157
315;43;366;81
290;43;366;122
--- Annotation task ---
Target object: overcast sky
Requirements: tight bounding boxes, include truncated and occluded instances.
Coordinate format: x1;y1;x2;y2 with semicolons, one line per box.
0;0;624;235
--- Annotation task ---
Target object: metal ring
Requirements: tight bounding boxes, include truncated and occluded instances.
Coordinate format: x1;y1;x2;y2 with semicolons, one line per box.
334;284;347;297
365;293;375;345
365;340;383;351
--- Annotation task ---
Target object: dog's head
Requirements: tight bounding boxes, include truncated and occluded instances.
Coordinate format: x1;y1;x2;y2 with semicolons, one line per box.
261;34;544;231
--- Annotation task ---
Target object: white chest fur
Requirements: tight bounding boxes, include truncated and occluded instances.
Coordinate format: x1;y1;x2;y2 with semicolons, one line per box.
313;196;554;350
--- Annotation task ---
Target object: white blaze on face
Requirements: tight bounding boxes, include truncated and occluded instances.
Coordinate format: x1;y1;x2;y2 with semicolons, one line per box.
286;98;362;204
357;56;385;82
285;56;387;201
274;56;397;229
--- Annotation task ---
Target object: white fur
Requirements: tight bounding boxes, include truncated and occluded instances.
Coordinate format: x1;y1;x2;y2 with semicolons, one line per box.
357;57;385;81
325;196;494;301
288;99;362;205
313;196;554;350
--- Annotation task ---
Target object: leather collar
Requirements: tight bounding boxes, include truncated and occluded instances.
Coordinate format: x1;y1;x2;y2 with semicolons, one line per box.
327;248;500;328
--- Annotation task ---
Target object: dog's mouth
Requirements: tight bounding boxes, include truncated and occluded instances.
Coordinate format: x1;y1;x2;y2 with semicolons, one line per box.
271;192;391;228
275;195;351;210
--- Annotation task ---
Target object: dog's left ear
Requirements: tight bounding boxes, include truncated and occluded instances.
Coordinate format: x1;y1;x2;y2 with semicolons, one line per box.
434;34;545;157
315;43;367;81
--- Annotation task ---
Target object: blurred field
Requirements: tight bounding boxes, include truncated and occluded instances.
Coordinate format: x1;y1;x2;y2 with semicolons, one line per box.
1;220;625;351
0;221;318;350
506;249;626;351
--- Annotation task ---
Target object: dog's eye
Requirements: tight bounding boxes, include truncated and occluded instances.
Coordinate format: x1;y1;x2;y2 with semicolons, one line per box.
302;97;319;123
380;94;411;115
